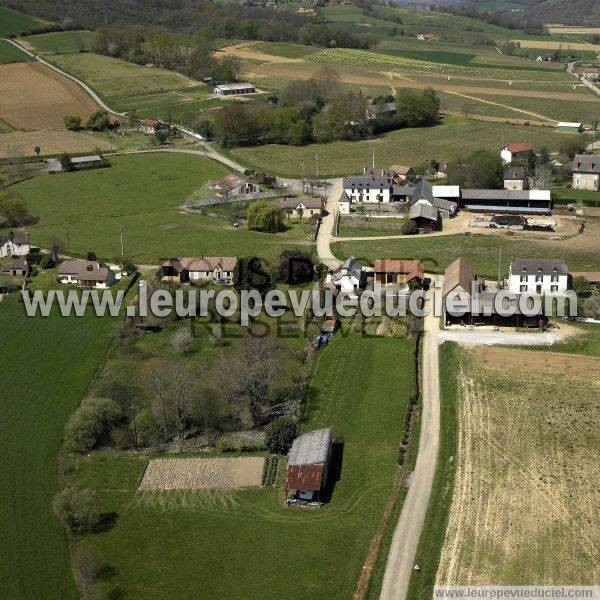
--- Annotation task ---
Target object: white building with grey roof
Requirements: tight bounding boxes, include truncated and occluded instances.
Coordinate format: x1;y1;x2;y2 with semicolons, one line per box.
508;259;569;295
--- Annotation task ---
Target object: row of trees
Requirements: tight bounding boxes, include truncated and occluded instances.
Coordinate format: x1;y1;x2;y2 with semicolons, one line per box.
65;109;112;132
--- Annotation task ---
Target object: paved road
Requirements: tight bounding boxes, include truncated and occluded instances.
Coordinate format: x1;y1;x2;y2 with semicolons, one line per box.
316;178;342;269
380;275;442;600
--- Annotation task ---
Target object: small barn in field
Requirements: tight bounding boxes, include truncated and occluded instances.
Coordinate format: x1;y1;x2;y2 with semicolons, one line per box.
285;428;332;503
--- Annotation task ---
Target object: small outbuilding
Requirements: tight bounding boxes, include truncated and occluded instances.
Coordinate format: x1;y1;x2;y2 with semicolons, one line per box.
285;428;332;502
214;83;256;96
556;122;583;134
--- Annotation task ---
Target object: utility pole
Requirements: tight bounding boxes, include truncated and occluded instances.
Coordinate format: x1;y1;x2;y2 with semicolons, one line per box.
372;147;375;171
301;161;304;190
66;228;70;251
119;224;125;257
315;153;319;181
498;246;502;283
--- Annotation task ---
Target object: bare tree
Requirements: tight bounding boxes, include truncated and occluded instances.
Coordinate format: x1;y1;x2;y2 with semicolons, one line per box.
142;356;172;438
172;322;194;354
71;544;103;600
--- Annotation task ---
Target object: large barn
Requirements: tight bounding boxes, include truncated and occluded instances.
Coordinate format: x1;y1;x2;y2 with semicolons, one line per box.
285;428;332;502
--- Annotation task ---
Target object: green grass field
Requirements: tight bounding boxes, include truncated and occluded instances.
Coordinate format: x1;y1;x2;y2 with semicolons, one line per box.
0;295;119;600
231;118;576;178
0;6;49;36
22;30;94;53
12;152;311;263
72;334;415;599
552;185;600;206
332;233;600;278
251;41;319;58
0;38;30;63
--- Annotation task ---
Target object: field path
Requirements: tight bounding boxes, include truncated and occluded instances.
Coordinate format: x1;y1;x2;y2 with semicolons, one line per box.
380;276;441;600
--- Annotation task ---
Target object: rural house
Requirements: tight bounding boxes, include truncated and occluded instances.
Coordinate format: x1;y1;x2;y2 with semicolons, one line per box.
0;231;30;257
213;83;256;96
343;168;396;204
277;197;323;218
417;33;440;41
572;154;600;191
504;166;527;191
501;141;533;164
581;67;600;82
161;255;237;284
138;119;161;134
365;101;397;120
326;256;363;294
58;260;117;288
374;259;424;286
210;174;257;199
0;258;29;278
508;259;569;295
285;428;332;502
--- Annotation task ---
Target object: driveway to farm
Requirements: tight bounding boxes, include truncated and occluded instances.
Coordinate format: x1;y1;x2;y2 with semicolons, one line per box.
316;178;342;269
380;275;442;600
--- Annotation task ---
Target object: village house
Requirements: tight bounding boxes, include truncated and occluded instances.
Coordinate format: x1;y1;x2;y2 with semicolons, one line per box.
58;260;117;288
277;197;323;218
501;141;533;164
504;166;527;191
342;168;395;204
581;67;600;82
138;119;161;134
161;255;237;284
374;259;424;287
326;256;363;294
210;174;257;199
213;83;256;96
0;231;30;257
571;154;600;191
508;258;569;295
285;428;332;502
0;257;29;278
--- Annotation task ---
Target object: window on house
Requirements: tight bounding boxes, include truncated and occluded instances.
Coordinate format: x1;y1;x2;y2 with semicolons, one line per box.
522;266;527;272
520;275;527;282
520;285;527;292
551;275;558;282
551;285;558;292
535;275;542;282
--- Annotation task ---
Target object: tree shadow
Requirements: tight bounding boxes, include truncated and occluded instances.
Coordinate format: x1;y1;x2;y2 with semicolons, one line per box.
92;511;119;534
320;441;344;504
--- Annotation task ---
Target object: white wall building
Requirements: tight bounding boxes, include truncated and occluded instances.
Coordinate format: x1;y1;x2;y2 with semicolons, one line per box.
0;231;30;257
342;169;395;204
508;259;569;295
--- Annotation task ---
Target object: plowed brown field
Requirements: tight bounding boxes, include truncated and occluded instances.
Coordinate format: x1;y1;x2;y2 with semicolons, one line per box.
0;62;96;129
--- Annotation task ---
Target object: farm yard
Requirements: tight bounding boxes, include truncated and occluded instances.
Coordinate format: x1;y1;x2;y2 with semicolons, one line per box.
0;61;97;130
436;346;599;585
11;152;312;263
64;334;416;599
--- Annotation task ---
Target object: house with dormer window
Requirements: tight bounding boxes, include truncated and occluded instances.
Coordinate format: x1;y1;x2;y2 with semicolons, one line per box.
508;259;569;295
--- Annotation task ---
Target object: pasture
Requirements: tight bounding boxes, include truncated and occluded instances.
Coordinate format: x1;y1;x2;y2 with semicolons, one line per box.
231;118;576;178
0;61;96;129
0;6;48;36
12;152;311;263
73;334;416;599
20;30;94;54
0;38;30;63
436;347;599;585
0;294;119;600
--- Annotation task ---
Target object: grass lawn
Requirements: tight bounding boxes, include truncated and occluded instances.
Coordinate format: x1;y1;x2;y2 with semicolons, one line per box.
332;233;600;278
0;6;49;36
13;152;312;263
74;334;415;599
231;118;577;178
552;185;600;206
22;30;94;54
0;295;120;600
0;38;30;63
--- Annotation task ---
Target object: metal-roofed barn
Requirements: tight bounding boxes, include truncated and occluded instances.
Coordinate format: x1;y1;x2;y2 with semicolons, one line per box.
285;428;332;501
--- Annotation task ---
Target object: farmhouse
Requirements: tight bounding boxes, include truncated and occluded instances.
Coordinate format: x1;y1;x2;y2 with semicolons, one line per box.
214;83;256;96
374;259;424;286
366;101;396;120
504;166;527;191
0;258;29;278
138;119;161;134
343;168;395;204
508;258;569;295
161;255;237;284
571;154;600;191
277;197;322;218
58;259;116;288
417;33;440;41
0;231;30;257
501;141;533;164
581;67;600;82
326;255;363;294
210;174;257;198
285;428;332;502
556;122;583;134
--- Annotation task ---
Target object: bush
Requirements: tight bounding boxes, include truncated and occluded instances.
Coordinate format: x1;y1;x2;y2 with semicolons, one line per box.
52;487;101;534
39;254;55;269
64;396;123;453
265;417;298;454
64;114;82;130
59;152;73;172
401;219;419;235
171;324;194;354
85;109;111;131
247;200;283;233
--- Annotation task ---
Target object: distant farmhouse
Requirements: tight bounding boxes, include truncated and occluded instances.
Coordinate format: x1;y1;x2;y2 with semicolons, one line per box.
508;259;569;295
572;154;600;191
210;174;257;198
285;428;332;503
326;256;363;295
501;141;533;164
366;100;396;121
417;33;440;41
1;257;29;278
213;83;256;96
161;255;237;284
0;231;30;258
138;119;161;134
58;260;116;289
277;197;323;218
504;166;527;191
374;259;424;287
581;67;600;82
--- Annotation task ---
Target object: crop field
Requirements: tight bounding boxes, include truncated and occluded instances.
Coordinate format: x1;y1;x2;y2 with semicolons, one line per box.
12;152;310;262
231;118;576;178
139;457;265;491
513;39;600;52
48;53;208;113
70;334;415;599
0;294;119;599
0;6;49;36
0;61;96;129
0;38;30;63
436;347;599;585
19;30;94;54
